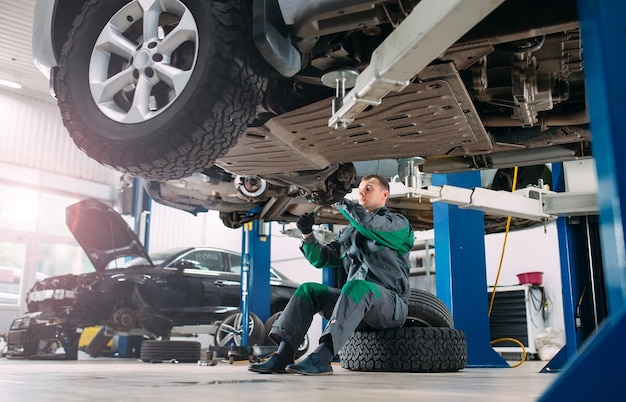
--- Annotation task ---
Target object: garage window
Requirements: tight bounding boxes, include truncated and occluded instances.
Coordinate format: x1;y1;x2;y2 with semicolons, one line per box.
0;241;26;306
0;182;96;306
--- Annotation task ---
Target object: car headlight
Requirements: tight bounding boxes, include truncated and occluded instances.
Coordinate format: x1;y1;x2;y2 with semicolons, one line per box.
10;317;31;330
27;289;76;302
53;289;76;299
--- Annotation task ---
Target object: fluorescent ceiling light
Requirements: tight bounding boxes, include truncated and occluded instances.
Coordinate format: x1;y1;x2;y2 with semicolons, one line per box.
0;79;22;89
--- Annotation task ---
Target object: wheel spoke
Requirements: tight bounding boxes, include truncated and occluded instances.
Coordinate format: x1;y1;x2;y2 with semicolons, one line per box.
233;313;243;329
158;9;197;55
91;67;135;104
93;23;136;60
123;75;154;122
219;332;237;346
218;323;241;346
219;324;240;335
153;64;192;95
138;0;163;42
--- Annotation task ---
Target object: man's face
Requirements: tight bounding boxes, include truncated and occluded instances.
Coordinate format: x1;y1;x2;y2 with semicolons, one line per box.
357;178;389;212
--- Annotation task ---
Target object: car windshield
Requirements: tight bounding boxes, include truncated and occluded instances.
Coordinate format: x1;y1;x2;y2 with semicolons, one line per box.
106;248;191;269
123;251;173;267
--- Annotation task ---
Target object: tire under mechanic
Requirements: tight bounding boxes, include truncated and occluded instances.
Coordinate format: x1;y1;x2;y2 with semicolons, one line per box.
249;174;414;375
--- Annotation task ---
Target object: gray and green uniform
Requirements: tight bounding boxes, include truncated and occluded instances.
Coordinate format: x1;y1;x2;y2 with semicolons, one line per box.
269;198;414;354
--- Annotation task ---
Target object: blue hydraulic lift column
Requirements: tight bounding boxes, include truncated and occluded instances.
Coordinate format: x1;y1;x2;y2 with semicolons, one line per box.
118;179;152;358
540;163;583;372
540;0;626;400
132;178;152;251
240;220;271;345
432;171;508;368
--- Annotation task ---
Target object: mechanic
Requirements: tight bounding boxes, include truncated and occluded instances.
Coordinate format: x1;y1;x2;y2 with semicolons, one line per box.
249;174;414;375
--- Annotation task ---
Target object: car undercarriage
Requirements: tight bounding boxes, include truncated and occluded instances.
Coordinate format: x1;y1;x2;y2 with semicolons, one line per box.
34;0;588;231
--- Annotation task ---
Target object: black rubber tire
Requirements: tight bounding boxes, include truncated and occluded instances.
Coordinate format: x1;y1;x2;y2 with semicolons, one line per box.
339;327;467;373
263;312;309;359
405;289;453;328
57;0;267;180
140;340;201;363
214;312;265;347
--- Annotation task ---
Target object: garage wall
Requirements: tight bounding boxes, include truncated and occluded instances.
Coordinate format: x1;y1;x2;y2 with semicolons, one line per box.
148;203;242;253
485;222;565;334
0;89;121;186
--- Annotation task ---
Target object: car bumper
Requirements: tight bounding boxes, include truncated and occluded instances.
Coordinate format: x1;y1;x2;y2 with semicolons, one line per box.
6;313;77;359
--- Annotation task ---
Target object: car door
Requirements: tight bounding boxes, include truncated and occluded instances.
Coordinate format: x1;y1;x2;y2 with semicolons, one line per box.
176;249;241;314
221;251;244;309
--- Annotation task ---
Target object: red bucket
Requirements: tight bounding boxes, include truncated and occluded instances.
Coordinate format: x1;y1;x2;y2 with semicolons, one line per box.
517;271;543;285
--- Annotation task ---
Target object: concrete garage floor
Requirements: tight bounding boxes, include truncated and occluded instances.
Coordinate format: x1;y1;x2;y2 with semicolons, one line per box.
1;355;557;401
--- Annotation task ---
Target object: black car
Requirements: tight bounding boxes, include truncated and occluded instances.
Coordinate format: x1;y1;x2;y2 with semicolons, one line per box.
6;198;299;360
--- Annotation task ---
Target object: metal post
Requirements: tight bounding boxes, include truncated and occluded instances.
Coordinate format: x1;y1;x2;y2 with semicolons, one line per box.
132;178;151;251
241;223;251;346
117;178;151;358
540;163;583;372
239;219;272;351
433;171;508;368
248;220;271;323
540;0;626;399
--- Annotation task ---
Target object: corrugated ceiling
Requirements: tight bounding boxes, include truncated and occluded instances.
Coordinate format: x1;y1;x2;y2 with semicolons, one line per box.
0;0;52;101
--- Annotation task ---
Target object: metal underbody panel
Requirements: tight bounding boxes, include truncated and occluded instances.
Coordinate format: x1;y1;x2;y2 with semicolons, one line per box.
218;71;491;176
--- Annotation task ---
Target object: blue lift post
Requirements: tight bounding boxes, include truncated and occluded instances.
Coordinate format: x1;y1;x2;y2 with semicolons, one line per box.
432;171;508;368
240;220;271;347
118;178;152;358
540;0;626;399
540;163;583;372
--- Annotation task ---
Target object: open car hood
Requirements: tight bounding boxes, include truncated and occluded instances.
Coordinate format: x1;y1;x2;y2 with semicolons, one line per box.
66;198;153;272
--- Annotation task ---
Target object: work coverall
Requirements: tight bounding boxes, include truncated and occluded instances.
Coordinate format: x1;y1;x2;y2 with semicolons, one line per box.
269;198;414;354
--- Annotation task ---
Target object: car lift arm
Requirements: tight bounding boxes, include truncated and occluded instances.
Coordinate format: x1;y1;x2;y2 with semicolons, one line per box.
391;183;598;222
328;0;505;129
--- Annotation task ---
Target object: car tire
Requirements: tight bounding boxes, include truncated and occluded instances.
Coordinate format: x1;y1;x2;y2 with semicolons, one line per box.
57;0;267;180
140;340;201;363
339;327;467;372
263;311;309;359
214;312;265;347
338;290;464;372
405;288;453;328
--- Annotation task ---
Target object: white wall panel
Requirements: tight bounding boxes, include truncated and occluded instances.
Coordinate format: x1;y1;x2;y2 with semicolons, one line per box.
148;203;242;253
0;89;120;186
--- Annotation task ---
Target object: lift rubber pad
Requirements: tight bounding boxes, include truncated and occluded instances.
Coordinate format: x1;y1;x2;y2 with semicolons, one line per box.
217;69;492;176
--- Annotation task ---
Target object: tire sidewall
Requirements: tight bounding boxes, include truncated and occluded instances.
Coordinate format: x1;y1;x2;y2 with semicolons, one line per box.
339;327;467;373
405;289;453;328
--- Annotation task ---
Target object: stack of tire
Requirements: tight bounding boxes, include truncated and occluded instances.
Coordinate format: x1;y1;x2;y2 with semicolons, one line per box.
339;289;467;372
140;340;201;363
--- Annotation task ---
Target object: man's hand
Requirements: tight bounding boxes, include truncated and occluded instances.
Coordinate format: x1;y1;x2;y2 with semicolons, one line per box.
296;213;315;235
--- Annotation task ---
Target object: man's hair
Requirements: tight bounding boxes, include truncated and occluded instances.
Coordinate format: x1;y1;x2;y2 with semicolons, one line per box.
361;174;390;192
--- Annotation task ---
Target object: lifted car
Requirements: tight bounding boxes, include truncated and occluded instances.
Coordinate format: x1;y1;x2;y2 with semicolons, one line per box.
32;0;584;230
6;198;299;360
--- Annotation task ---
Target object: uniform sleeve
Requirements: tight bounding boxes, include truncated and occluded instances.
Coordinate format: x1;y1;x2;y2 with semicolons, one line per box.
335;198;414;254
299;233;344;268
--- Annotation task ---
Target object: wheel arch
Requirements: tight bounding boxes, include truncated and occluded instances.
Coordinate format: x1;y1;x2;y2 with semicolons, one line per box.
51;1;88;60
101;275;162;312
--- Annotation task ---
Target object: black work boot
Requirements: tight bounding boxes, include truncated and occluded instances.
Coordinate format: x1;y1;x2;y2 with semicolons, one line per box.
248;353;294;374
